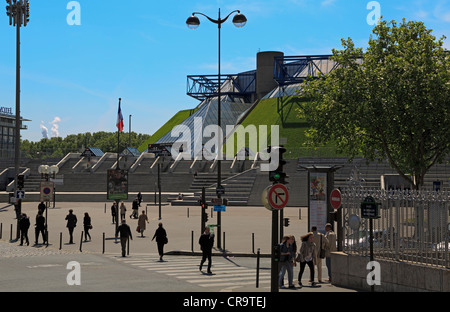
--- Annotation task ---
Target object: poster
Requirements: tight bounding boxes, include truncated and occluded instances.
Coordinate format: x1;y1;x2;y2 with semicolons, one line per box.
107;169;128;200
309;172;327;232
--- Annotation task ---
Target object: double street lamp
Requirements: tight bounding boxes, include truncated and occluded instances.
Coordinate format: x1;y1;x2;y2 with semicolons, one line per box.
186;9;247;249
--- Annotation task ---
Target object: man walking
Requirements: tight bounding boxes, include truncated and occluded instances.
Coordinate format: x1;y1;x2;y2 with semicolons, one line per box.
116;219;133;257
324;223;337;282
199;226;214;274
65;209;77;244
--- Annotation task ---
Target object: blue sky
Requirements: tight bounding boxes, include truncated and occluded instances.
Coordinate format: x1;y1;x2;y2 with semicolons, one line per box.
0;0;449;142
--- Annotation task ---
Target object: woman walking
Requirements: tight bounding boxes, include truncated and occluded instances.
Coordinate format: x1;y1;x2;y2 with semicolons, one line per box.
137;210;149;237
297;232;317;287
120;202;127;221
278;235;296;289
83;212;92;241
152;222;167;261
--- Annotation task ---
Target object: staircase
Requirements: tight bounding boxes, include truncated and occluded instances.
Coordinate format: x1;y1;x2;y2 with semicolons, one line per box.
170;168;257;206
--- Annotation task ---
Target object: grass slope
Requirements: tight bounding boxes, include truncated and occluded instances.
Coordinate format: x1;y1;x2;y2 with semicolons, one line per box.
137;108;197;152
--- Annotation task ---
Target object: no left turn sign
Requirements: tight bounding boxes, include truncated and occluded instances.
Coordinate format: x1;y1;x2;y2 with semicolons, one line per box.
268;184;289;210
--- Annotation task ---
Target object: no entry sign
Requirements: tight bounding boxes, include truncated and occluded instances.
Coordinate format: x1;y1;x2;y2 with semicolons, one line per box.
330;189;342;209
268;184;289;210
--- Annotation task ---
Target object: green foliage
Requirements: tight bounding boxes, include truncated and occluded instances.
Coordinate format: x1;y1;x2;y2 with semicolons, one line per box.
21;131;151;159
297;19;450;189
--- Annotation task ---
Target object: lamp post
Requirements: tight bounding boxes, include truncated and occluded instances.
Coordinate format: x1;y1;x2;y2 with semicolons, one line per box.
186;8;247;249
6;0;30;202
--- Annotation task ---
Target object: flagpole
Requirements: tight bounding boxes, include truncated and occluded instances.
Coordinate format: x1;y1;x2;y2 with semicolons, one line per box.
117;98;121;170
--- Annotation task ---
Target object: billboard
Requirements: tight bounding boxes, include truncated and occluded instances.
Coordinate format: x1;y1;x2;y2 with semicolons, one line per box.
107;169;128;200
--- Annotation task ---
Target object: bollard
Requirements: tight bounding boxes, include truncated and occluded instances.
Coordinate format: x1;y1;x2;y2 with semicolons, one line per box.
191;230;194;253
252;233;255;254
104;203;106;214
187;207;189;218
10;224;12;241
256;248;261;288
46;231;49;247
103;232;105;254
127;236;130;255
223;232;226;251
0;223;2;239
80;231;84;252
299;208;302;220
59;232;62;250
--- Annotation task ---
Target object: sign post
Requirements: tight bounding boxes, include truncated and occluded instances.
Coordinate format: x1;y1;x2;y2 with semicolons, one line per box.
361;196;380;292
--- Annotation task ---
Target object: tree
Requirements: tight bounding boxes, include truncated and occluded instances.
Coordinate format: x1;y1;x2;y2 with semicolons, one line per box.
297;19;450;189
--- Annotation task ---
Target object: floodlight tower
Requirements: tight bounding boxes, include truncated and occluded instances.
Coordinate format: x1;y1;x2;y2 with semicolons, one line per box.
6;0;30;197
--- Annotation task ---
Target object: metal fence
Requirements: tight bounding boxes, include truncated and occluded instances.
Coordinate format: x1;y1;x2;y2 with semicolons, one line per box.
341;187;450;268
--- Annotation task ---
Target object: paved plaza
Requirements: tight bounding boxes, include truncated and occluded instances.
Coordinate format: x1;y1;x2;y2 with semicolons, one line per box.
0;200;357;293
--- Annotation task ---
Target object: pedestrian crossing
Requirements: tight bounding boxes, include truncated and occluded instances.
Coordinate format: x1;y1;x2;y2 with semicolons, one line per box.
105;254;271;289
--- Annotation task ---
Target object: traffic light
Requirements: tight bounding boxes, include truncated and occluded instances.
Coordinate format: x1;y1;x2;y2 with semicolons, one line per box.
273;244;281;262
17;174;24;189
269;146;289;184
283;217;290;227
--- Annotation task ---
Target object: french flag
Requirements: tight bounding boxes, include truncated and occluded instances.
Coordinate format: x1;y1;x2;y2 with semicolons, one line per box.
116;98;124;132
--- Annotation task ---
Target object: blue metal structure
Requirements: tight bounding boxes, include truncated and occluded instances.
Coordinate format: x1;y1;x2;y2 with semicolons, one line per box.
273;55;339;86
187;71;256;101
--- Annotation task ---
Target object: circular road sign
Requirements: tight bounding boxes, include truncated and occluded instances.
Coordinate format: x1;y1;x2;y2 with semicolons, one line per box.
330;188;342;210
268;184;289;210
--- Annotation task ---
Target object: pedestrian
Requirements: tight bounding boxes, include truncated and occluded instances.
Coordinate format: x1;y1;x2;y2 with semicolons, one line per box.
111;202;117;224
130;197;139;219
324;223;337;282
65;209;77;244
311;226;328;283
120;201;126;221
278;235;296;289
38;201;46;214
19;213;30;246
34;211;46;245
138;210;149;237
297;232;317;287
83;212;92;241
151;222;167;261
199;226;214;274
115;219;133;257
137;192;143;206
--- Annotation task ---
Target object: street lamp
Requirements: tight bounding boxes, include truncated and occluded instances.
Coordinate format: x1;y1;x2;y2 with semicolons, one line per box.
186;9;246;249
6;0;30;201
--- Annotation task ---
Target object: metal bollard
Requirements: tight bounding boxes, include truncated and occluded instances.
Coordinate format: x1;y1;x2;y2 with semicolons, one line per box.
191;230;194;253
59;232;62;250
256;248;261;288
103;232;105;254
252;233;255;254
80;231;83;252
10;224;12;241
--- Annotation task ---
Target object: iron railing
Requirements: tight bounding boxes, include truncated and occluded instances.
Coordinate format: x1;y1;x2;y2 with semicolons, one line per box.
341;188;449;268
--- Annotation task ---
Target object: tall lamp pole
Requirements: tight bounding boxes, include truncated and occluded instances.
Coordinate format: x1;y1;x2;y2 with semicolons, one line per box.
6;0;30;200
186;8;247;249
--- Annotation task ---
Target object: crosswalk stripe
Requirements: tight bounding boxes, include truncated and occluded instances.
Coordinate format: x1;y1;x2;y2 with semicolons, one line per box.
110;254;266;288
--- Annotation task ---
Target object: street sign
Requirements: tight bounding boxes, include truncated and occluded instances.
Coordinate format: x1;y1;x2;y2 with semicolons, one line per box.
211;198;223;205
268;183;289;210
361;196;380;219
40;181;54;202
16;190;25;199
216;185;225;196
330;188;342;209
262;185;273;211
213;205;226;212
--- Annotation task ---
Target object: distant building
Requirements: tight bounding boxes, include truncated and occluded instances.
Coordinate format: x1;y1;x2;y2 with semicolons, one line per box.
0;106;29;159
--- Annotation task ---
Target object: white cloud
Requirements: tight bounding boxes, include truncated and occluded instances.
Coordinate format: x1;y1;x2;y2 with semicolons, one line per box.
51;116;61;137
40;122;49;139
